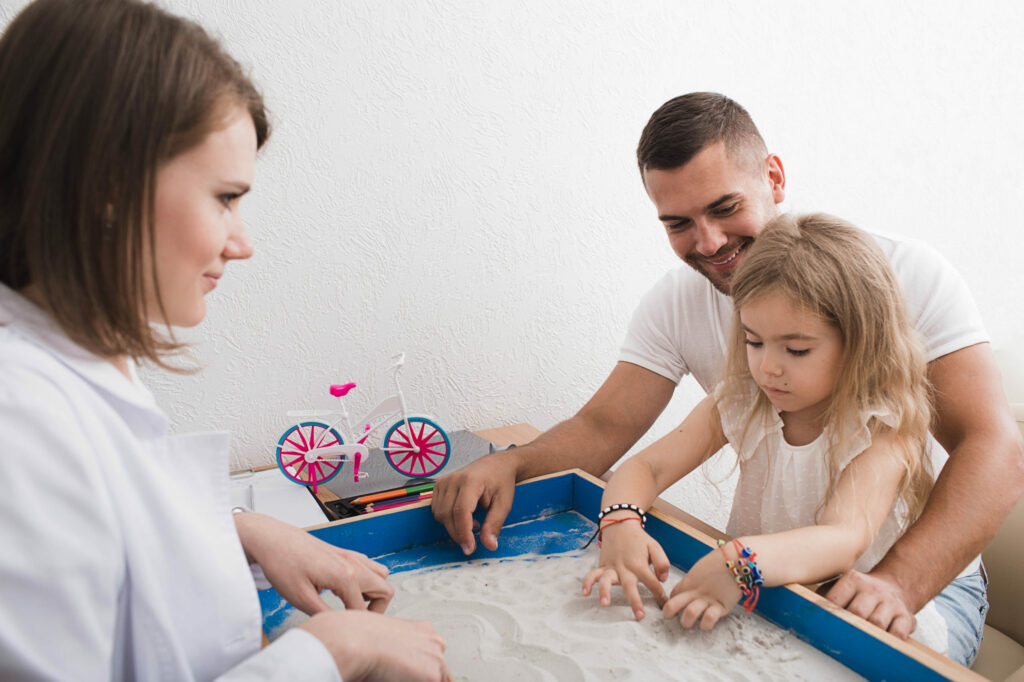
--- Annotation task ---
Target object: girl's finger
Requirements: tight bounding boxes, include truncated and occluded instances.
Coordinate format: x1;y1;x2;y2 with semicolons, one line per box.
680;598;708;628
598;571;617;607
662;590;690;620
619;571;646;620
700;602;726;631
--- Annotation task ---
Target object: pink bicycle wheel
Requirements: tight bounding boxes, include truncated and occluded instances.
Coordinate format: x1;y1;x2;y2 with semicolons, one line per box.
383;417;451;477
276;421;344;492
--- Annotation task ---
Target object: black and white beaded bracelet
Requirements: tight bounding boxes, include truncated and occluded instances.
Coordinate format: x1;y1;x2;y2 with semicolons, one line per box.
597;503;647;527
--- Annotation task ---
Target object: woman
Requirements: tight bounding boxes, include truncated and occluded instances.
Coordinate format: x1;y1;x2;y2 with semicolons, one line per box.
0;0;449;679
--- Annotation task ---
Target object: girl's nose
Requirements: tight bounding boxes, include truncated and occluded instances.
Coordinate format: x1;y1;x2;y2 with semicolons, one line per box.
761;352;784;377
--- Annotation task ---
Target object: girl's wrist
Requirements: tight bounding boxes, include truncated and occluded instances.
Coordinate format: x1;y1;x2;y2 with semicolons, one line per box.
584;503;649;549
717;538;764;612
597;503;648;525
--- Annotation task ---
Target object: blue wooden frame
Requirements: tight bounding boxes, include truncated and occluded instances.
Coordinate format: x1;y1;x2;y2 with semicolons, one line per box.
261;471;973;681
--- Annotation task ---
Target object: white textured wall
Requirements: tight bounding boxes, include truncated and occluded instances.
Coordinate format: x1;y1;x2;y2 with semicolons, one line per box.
2;1;1022;530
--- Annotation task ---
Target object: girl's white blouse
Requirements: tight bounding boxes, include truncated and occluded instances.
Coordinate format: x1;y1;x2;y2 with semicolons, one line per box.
0;284;338;681
717;381;904;573
714;380;977;653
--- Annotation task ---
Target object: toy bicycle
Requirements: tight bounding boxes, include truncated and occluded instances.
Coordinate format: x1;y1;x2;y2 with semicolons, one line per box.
275;353;451;492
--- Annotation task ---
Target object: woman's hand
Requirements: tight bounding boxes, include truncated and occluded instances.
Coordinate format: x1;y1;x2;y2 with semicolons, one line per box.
234;512;394;614
581;519;669;620
662;549;740;630
300;610;451;682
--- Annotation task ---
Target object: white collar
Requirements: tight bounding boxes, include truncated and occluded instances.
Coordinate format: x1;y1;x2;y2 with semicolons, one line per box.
0;283;168;435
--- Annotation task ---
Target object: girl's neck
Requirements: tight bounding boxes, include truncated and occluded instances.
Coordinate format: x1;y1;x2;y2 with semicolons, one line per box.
779;409;826;447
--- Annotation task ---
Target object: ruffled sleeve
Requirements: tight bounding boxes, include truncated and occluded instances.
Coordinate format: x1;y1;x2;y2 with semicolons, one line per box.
713;380;782;462
832;406;899;473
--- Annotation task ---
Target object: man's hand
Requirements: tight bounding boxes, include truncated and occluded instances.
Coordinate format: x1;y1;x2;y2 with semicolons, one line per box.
234;512;394;614
824;569;916;638
301;610;451;682
431;364;675;554
431;450;519;555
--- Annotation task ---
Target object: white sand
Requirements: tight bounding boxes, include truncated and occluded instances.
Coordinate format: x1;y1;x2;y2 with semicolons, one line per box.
280;549;864;681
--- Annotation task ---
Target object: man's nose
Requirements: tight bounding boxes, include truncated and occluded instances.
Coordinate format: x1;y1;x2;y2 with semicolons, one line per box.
693;219;728;257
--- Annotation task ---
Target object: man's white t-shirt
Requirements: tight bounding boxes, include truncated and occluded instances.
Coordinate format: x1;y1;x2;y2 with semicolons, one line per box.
620;230;988;393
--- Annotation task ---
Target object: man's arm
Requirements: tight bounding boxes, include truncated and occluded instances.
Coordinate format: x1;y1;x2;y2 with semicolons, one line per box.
827;343;1024;635
432;362;676;554
516;362;678;479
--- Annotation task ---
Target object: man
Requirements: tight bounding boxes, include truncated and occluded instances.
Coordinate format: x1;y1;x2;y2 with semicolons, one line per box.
432;92;1024;666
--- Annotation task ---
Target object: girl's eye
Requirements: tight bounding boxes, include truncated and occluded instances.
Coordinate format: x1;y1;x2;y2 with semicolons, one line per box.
219;193;240;208
787;348;810;357
744;339;762;348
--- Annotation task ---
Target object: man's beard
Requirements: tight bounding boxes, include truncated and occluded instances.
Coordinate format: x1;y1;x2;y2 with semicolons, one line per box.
682;237;753;296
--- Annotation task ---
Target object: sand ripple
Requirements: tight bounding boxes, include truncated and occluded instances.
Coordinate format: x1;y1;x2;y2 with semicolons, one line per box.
385;550;863;681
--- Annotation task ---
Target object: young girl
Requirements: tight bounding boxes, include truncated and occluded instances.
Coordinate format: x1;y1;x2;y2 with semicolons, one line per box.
581;212;955;654
0;1;448;680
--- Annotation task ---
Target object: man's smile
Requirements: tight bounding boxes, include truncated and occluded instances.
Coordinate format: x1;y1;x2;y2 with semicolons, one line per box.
693;239;751;273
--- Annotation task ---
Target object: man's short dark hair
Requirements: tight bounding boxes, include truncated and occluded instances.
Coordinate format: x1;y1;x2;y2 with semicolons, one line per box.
637;92;767;180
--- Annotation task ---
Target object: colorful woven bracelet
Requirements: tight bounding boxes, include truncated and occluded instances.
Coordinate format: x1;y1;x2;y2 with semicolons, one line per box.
717;539;764;612
732;540;764;587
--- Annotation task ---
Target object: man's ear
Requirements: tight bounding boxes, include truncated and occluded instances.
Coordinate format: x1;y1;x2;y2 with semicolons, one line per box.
765;154;785;205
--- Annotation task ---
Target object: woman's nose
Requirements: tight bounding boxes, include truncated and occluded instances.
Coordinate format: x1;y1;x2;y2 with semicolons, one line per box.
224;218;254;260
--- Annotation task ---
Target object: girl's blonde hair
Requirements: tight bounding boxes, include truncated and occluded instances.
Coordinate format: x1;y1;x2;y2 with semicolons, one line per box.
720;213;933;526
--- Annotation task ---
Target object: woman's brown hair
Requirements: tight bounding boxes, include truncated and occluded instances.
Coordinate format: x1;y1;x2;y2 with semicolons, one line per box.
0;0;269;366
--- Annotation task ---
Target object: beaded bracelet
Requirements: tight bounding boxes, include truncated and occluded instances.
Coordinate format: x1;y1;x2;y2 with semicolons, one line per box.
583;504;647;549
597;503;647;526
717;539;764;612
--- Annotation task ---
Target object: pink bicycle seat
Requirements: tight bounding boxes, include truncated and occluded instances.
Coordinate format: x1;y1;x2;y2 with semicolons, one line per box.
329;382;357;397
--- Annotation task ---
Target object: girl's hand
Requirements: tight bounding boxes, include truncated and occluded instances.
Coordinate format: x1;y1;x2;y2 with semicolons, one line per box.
662;549;740;630
234;512;394;614
581;520;670;620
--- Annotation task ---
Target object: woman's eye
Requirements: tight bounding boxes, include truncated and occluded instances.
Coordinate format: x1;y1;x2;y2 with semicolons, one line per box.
787;348;810;357
744;339;762;348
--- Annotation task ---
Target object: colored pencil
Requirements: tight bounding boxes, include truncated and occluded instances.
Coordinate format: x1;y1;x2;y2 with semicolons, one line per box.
364;491;433;513
351;482;435;506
